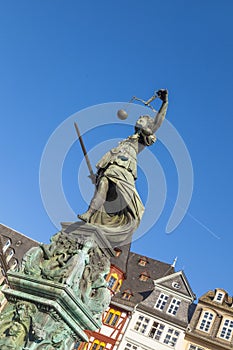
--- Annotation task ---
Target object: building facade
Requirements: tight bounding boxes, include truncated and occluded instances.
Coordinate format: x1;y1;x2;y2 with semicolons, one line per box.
184;288;233;350
79;245;129;350
118;271;196;350
2;223;233;350
0;223;38;311
80;250;176;350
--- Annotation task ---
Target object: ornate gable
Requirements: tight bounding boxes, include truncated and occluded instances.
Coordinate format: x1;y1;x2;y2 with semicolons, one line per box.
154;271;196;300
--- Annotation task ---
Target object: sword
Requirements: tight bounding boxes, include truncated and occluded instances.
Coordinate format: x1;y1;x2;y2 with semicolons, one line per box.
74;122;96;185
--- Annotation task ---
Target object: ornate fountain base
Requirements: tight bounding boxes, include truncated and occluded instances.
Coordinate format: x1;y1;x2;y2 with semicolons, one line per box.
0;222;115;350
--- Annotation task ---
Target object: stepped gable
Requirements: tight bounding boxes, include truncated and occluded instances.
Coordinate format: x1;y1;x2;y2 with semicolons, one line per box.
112;251;174;308
0;223;38;265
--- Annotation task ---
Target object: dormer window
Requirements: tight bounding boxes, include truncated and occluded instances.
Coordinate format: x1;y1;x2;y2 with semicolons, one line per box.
6;248;14;264
114;248;122;257
9;258;18;271
139;272;150;282
122;290;132;300
138;257;148;267
2;239;11;254
214;290;225;303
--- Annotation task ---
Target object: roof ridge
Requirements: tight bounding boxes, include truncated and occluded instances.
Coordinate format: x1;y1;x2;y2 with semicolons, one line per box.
0;223;39;244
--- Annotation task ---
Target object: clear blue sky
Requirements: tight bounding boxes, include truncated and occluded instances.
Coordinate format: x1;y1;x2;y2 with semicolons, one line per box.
1;1;233;300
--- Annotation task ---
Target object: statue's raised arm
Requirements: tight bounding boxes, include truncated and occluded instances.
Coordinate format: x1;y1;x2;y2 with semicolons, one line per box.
77;88;169;245
152;89;168;133
135;89;168;151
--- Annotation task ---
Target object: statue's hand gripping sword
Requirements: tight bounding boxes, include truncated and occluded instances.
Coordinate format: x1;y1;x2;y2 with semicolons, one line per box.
74;122;96;185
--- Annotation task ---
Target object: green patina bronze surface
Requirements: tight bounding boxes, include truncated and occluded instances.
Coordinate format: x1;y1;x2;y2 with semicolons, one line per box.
0;226;114;349
0;89;168;349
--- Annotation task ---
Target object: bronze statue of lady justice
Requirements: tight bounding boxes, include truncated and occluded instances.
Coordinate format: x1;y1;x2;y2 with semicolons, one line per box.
76;89;168;244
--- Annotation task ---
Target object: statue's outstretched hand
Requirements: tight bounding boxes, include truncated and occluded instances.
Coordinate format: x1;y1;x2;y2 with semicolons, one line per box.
157;89;168;102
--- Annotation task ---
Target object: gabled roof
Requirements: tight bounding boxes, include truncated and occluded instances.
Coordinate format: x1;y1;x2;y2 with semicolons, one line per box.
153;270;196;301
136;270;196;329
0;223;38;266
112;251;175;308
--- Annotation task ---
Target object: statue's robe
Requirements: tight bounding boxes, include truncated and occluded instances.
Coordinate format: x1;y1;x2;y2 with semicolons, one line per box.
89;134;145;244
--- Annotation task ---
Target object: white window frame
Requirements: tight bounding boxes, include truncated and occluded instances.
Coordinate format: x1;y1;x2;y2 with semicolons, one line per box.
124;343;138;350
148;321;165;341
214;290;225;303
6;249;14;263
133;315;150;334
155;293;169;311
2;239;11;253
163;327;180;347
9;258;18;270
167;298;181;316
188;344;204;350
218;317;233;341
198;310;215;333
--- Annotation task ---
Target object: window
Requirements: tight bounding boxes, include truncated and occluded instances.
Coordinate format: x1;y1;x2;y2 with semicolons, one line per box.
9;258;18;271
104;309;121;327
134;315;150;334
214;291;225;303
122;290;132;300
198;311;214;332
155;293;168;310
116;281;122;292
114;248;122;257
124;343;138;350
188;345;204;350
91;340;106;350
163;328;180;347
2;239;11;253
139;273;149;282
124;343;137;350
122;293;130;300
108;276;117;289
148;321;165;341
6;249;14;263
138;258;147;267
167;298;181;316
219;318;233;340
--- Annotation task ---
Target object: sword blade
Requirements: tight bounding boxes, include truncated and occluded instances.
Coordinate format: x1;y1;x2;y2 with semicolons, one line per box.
74;122;96;184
